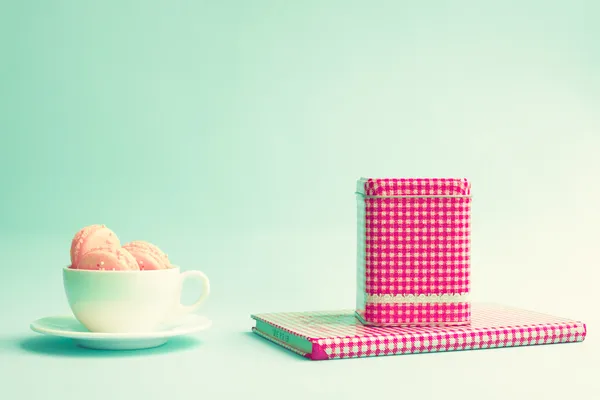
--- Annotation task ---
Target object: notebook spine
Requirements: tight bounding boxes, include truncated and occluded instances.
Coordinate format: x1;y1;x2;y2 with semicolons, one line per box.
251;327;312;359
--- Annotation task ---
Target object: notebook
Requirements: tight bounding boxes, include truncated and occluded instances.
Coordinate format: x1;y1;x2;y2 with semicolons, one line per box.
251;303;586;360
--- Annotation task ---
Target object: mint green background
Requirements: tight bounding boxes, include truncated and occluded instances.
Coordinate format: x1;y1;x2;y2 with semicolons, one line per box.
1;1;598;399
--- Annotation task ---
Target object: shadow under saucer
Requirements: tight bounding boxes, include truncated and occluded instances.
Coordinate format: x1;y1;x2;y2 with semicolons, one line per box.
19;335;202;358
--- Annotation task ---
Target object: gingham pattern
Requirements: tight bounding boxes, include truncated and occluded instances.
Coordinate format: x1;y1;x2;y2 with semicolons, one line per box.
357;178;471;325
252;303;587;360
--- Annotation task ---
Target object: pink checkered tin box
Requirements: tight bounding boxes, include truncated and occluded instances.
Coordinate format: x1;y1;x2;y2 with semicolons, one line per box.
355;177;472;326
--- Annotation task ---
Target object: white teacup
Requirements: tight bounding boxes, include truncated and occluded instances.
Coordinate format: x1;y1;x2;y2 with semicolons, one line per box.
63;266;210;333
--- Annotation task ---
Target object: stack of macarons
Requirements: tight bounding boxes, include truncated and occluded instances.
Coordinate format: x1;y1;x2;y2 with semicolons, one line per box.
69;224;173;271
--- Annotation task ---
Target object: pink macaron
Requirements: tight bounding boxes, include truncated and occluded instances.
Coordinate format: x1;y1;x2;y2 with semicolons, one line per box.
122;241;172;271
75;247;140;271
70;224;121;268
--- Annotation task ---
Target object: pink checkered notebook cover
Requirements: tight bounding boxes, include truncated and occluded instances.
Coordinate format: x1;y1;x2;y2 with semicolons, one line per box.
251;303;586;361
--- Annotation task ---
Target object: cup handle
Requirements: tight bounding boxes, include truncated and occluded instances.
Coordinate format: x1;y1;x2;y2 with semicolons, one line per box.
177;270;210;316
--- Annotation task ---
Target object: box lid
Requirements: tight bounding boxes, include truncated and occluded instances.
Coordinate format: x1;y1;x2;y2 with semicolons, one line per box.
356;177;471;197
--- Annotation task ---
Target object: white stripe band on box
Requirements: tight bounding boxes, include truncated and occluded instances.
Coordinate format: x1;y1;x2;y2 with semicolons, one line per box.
366;293;469;304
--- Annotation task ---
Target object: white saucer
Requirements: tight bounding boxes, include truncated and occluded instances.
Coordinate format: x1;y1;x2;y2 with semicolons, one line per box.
30;314;212;350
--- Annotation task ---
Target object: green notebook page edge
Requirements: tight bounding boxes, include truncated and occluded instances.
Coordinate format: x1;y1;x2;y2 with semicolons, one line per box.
253;319;313;355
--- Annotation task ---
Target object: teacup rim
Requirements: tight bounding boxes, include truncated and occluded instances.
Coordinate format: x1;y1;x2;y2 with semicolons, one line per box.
63;265;181;273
